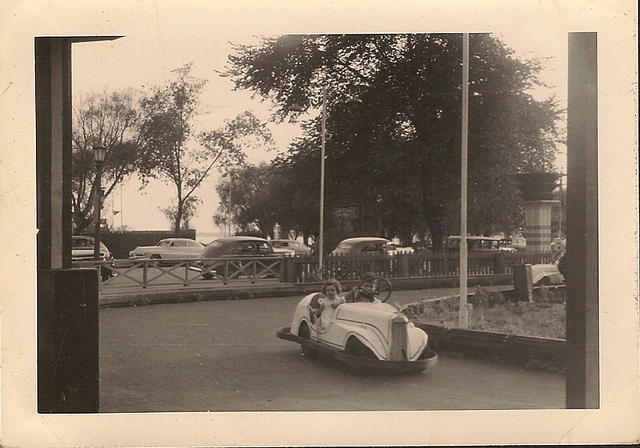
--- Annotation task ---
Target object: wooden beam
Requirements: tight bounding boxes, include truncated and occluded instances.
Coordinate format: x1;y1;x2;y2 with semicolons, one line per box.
565;32;599;409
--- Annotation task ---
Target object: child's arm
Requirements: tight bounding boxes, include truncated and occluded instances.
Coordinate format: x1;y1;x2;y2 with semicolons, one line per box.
331;296;346;308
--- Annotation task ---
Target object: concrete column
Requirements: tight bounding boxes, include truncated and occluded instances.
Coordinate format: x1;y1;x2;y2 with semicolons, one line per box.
522;200;559;252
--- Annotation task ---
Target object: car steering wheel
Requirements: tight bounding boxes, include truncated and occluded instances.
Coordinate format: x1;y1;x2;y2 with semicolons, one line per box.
355;276;393;303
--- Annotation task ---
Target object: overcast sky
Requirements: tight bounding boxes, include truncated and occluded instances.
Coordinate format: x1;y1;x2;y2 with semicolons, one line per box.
72;18;568;237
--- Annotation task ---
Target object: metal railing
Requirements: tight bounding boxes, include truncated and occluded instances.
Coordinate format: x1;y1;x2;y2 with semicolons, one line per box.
73;256;285;288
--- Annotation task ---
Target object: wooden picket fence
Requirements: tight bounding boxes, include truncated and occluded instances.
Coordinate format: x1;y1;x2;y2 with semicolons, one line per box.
288;251;554;283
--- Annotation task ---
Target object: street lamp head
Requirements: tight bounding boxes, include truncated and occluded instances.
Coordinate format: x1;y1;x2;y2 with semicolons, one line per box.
93;146;106;163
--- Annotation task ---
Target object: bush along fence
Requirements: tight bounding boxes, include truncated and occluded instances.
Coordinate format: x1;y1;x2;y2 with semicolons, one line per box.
284;251;554;283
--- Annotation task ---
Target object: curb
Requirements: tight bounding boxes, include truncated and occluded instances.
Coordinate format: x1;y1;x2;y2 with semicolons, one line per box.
417;323;566;370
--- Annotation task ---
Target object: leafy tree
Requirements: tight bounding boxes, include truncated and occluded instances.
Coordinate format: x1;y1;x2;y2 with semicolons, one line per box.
71;90;141;232
138;63;273;236
160;196;201;231
213;164;278;237
224;34;562;249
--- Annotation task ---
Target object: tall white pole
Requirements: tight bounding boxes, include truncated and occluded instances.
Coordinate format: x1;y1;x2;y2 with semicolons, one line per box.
227;184;232;236
459;33;470;327
318;86;327;278
120;184;123;229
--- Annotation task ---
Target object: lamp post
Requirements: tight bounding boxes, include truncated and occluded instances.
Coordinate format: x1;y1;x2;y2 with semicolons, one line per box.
93;146;106;260
289;89;360;280
227;183;232;236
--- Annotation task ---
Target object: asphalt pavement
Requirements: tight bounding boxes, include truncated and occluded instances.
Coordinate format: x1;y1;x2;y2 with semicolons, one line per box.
99;291;564;412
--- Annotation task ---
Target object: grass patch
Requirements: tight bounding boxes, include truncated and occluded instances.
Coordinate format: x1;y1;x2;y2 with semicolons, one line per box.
403;287;566;339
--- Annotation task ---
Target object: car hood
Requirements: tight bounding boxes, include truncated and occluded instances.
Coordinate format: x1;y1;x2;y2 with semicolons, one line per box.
72;248;94;255
531;264;561;283
335;302;400;331
132;246;163;251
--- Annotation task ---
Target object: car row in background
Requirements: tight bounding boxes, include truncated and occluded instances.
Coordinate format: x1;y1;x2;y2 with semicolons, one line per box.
446;235;518;253
128;238;205;261
330;237;396;256
199;236;281;279
72;235;112;261
270;239;312;256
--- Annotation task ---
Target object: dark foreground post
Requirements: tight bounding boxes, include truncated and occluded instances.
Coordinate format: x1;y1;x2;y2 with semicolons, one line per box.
513;264;533;302
36;36;121;413
38;269;99;412
565;32;599;409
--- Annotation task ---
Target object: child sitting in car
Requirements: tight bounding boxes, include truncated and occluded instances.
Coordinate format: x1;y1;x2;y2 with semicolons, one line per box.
309;279;345;330
344;272;381;303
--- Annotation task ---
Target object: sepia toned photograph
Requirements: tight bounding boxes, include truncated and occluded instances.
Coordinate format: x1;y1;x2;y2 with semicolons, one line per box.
1;1;637;447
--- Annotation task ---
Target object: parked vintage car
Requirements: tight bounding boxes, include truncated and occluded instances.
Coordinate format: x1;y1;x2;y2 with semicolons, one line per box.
276;277;438;374
128;238;204;261
72;235;114;281
270;239;312;256
330;237;396;256
72;235;112;261
199;236;281;280
531;262;565;285
447;235;516;252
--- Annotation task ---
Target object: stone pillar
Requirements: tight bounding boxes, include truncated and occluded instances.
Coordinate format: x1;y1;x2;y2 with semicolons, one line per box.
521;200;559;252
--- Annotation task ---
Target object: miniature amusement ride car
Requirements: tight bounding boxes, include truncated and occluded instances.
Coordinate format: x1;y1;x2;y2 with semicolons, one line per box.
276;277;438;373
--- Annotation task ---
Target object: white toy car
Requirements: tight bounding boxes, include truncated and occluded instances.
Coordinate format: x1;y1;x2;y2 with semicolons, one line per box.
531;263;565;285
276;278;438;373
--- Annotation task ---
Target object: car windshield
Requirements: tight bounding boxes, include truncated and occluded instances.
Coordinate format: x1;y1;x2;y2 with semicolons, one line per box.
361;243;383;253
335;242;353;252
157;240;170;247
72;238;91;248
207;240;226;249
72;237;108;252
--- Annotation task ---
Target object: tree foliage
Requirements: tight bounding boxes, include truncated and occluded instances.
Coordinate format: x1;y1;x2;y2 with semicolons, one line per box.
71;90;141;233
160;196;201;232
138;63;274;235
223;34;562;248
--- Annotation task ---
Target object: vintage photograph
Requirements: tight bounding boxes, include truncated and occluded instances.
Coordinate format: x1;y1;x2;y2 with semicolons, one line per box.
1;1;638;447
38;30;579;413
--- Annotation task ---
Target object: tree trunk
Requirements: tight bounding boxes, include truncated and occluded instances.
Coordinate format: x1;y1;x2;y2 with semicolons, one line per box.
418;143;447;252
174;199;183;236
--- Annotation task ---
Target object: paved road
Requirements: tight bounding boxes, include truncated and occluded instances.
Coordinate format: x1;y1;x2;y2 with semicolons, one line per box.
99;291;564;412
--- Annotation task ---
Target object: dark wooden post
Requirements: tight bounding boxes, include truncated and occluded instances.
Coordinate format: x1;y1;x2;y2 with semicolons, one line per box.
398;253;410;278
513;264;533;302
565;32;599;409
493;251;506;275
36;36;122;413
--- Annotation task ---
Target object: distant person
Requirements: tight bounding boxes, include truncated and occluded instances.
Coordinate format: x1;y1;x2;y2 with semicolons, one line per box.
345;272;381;303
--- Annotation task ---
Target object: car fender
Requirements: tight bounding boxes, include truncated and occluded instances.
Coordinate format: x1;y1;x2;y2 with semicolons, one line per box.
332;322;388;360
406;324;429;361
